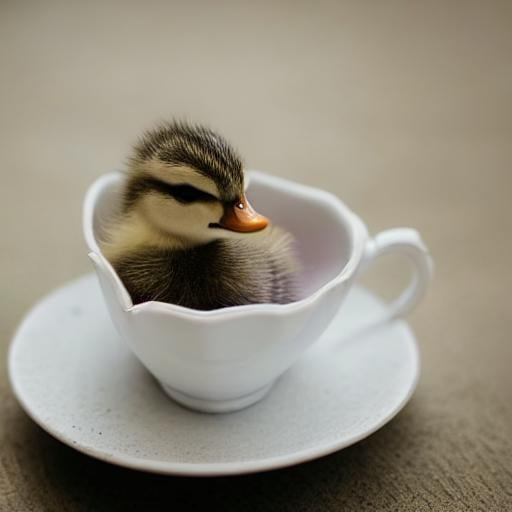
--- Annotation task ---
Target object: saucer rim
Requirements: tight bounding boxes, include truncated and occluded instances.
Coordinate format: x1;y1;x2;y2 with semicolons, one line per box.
8;274;420;477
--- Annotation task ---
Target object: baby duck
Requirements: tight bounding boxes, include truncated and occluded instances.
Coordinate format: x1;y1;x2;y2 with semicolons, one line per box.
101;121;299;310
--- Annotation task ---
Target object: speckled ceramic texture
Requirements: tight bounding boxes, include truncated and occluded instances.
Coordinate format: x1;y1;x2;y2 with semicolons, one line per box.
83;170;432;412
8;274;420;476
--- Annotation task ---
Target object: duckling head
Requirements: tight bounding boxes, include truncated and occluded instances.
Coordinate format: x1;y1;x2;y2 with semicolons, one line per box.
122;121;269;247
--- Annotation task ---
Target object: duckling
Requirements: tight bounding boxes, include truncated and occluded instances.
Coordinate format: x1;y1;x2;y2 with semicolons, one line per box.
101;121;299;310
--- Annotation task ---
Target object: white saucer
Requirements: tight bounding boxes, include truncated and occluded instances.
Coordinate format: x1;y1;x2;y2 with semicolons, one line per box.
8;274;420;476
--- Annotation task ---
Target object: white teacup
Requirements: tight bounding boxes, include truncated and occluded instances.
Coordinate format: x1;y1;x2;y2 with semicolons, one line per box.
83;170;432;413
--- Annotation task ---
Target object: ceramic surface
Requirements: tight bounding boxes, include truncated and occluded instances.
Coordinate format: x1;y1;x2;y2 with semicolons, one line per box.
83;170;432;412
8;275;420;476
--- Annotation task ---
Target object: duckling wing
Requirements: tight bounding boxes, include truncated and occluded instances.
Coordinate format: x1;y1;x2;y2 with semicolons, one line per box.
220;226;300;305
110;245;230;309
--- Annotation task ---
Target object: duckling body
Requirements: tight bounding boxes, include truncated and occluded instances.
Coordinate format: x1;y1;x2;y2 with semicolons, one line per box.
110;229;296;309
101;121;299;310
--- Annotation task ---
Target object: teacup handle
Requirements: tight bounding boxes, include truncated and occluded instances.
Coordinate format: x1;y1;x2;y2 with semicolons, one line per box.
359;228;433;319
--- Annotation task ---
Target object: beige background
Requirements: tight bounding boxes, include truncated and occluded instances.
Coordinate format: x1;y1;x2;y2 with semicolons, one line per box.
1;1;511;510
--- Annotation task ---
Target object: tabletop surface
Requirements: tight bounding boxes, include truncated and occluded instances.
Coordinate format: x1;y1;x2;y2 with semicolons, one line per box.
1;1;511;510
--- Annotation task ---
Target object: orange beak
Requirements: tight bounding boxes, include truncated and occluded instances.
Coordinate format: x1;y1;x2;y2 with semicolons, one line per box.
218;194;269;233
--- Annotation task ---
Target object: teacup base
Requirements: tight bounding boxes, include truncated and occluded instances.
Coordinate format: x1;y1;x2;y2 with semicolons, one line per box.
160;382;275;414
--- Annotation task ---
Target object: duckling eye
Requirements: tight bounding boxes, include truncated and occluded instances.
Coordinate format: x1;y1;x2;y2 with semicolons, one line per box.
145;178;217;203
170;184;215;203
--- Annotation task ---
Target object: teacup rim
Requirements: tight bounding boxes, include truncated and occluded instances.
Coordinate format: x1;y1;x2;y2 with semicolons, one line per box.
83;170;368;319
